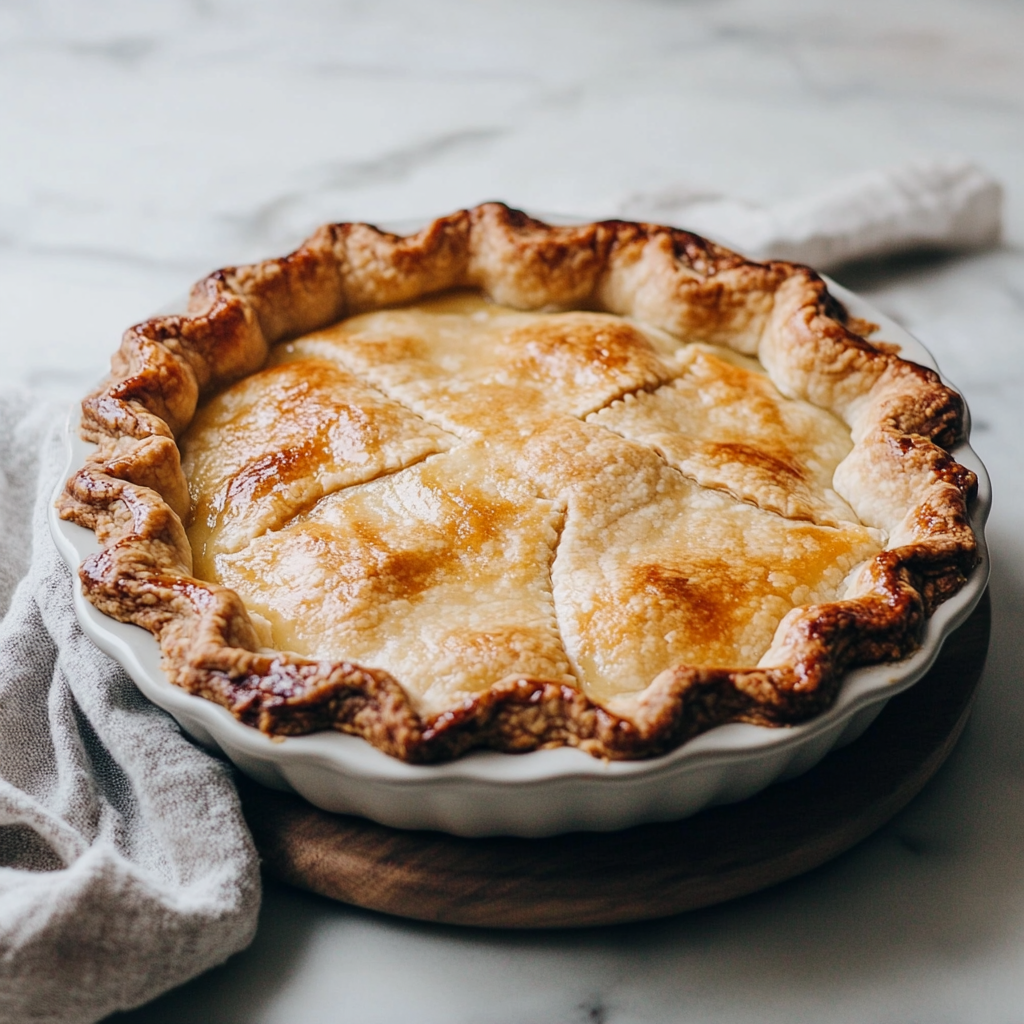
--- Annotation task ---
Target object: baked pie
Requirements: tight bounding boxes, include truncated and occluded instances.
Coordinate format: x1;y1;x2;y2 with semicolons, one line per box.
59;204;978;762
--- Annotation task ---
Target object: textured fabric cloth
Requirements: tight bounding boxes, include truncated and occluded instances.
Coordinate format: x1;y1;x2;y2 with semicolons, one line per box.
0;390;260;1024
619;158;1003;269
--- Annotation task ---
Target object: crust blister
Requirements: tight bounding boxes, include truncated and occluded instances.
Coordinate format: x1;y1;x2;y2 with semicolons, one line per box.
58;204;978;762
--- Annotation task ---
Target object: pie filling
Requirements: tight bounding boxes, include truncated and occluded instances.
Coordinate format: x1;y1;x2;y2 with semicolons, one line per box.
181;290;882;718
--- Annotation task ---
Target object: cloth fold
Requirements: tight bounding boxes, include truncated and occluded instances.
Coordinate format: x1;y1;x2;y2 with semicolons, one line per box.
618;158;1003;270
0;392;260;1024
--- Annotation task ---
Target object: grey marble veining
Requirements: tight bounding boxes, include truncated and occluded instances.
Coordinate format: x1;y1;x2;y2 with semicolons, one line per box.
2;1;1023;1021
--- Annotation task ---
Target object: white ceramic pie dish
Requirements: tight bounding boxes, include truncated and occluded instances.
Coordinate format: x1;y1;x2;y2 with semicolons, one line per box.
50;278;990;838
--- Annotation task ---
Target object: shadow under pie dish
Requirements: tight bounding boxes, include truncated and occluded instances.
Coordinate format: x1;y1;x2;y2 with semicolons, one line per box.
52;204;989;836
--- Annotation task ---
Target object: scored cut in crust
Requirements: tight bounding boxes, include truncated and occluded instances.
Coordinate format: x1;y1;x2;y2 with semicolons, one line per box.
58;204;978;762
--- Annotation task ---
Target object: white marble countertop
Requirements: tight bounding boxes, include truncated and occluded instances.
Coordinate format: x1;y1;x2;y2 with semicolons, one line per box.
3;2;1023;1021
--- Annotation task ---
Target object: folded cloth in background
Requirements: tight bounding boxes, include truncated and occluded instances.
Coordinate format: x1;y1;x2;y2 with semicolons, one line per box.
0;158;1002;1024
0;391;259;1024
619;158;1003;270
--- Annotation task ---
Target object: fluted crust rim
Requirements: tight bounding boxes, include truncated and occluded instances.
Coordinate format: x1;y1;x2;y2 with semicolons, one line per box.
58;204;977;762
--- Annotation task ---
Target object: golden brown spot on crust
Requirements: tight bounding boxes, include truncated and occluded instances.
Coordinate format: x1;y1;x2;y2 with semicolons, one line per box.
257;359;352;410
700;442;806;484
225;443;319;505
334;480;521;605
265;521;446;607
503;313;665;386
629;560;748;656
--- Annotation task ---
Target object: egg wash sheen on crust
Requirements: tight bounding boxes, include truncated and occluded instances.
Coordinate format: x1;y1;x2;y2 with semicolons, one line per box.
180;290;882;719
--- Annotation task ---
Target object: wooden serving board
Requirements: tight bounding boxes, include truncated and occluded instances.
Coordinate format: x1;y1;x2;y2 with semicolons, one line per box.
239;591;990;929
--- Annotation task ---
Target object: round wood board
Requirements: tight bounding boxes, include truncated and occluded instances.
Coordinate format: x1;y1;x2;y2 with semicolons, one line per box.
238;591;990;929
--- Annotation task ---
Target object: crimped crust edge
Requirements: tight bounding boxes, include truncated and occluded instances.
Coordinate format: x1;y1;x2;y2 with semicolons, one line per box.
58;204;978;762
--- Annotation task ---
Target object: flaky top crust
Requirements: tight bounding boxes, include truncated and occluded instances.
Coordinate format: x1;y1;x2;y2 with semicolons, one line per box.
58;204;978;762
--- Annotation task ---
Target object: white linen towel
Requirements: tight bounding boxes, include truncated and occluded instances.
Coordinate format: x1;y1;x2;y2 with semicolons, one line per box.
618;158;1002;269
0;392;260;1024
0;156;1002;1024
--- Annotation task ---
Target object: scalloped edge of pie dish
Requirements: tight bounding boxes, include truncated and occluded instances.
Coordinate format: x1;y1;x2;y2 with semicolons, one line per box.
50;277;990;837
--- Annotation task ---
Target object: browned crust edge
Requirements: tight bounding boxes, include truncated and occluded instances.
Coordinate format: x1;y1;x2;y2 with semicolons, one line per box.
58;203;978;762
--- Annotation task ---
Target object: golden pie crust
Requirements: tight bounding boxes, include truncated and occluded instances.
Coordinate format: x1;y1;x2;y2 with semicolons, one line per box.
58;204;978;762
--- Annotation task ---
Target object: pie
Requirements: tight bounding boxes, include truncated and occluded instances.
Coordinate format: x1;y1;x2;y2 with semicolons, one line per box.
58;204;978;762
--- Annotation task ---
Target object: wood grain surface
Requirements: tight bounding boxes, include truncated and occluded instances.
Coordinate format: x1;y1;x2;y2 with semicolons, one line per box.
239;591;990;929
